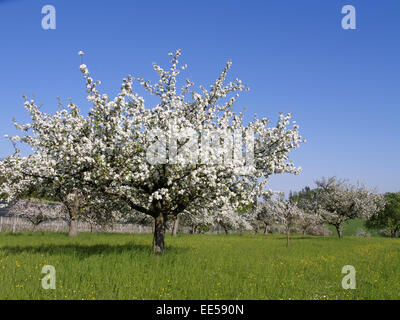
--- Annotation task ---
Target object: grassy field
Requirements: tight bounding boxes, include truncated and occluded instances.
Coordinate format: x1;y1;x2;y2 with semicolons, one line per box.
0;232;398;300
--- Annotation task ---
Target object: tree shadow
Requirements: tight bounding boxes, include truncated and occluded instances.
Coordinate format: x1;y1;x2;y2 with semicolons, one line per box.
0;241;188;258
273;236;318;240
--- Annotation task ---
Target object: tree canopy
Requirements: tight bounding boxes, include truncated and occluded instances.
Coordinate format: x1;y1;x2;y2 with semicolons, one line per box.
0;50;304;253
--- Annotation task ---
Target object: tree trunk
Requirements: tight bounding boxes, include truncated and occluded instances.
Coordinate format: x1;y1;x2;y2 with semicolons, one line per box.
12;217;16;233
390;229;398;238
220;223;228;235
286;229;290;247
171;215;180;237
63;191;82;237
263;223;268;235
335;225;343;239
68;219;78;237
153;212;167;254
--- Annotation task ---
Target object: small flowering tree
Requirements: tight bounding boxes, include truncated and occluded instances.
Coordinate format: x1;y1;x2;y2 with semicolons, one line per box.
252;196;279;234
80;196;128;233
125;211;154;228
270;197;304;246
296;211;321;235
0;100;98;236
180;209;214;234
309;177;385;238
289;189;322;235
180;205;252;234
212;206;253;234
8;198;64;231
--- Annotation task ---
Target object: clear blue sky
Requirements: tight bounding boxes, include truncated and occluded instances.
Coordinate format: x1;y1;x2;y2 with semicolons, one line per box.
0;0;399;194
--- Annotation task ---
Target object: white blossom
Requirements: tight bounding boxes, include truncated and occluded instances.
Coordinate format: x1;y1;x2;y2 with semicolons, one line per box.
0;49;304;252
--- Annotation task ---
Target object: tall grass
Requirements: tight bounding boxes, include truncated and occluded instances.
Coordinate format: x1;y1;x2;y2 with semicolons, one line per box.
0;232;398;299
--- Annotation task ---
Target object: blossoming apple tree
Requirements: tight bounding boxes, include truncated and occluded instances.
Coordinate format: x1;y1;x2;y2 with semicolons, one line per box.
264;195;304;246
0;100;100;236
309;177;385;238
8;198;64;231
1;49;304;253
79;49;304;252
251;195;279;234
180;205;252;234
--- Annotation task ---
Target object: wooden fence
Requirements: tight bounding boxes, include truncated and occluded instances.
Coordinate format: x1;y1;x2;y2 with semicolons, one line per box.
0;216;153;234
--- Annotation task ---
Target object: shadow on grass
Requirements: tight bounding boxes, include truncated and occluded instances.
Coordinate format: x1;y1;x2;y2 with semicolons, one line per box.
273;236;313;240
0;242;188;258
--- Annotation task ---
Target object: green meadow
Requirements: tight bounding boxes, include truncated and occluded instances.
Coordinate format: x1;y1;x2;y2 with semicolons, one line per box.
0;232;398;300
